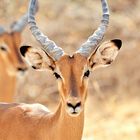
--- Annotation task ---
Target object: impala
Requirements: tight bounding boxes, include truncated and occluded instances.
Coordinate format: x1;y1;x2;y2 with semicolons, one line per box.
0;0;122;140
0;2;38;102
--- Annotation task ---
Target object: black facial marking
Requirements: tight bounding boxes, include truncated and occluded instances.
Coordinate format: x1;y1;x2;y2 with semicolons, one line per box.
111;39;122;50
84;70;90;77
0;46;7;51
67;102;81;109
106;60;113;65
20;46;30;57
91;62;96;68
103;58;113;65
75;102;81;108
54;72;61;79
32;66;37;69
49;66;54;71
17;67;27;72
67;103;74;108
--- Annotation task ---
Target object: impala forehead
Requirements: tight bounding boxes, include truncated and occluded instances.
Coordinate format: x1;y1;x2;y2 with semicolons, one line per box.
0;35;9;51
0;32;21;47
56;54;87;77
0;33;13;49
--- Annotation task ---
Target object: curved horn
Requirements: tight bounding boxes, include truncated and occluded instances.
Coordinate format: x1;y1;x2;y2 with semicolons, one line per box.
0;26;5;35
76;0;110;57
11;1;39;32
28;0;65;61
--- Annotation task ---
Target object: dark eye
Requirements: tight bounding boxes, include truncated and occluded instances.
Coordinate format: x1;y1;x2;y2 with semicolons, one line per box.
54;72;61;79
84;70;90;77
0;46;7;51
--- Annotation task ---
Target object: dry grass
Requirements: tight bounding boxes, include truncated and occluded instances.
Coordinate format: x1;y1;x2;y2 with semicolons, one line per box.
0;0;140;139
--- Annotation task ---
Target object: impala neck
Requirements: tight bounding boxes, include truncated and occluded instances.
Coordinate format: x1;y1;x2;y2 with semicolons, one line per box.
42;100;84;140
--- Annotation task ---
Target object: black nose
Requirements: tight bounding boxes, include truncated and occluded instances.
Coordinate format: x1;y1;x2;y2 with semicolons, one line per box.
17;67;27;72
67;102;81;110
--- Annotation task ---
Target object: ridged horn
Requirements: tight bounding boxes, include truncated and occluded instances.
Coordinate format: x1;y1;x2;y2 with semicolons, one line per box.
76;0;110;57
11;0;38;32
28;0;65;61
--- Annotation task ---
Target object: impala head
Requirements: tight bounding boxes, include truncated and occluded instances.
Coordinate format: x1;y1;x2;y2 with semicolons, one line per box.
0;30;27;74
20;0;122;116
0;2;38;75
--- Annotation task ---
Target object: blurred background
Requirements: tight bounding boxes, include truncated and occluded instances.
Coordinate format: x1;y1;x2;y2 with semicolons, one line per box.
0;0;140;139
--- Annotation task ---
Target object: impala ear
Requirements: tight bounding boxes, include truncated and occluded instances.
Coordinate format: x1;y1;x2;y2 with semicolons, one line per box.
20;46;55;71
89;39;122;70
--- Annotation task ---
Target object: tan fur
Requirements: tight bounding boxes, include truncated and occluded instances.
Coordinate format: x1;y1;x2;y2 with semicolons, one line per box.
0;54;87;140
56;54;88;101
0;32;27;102
0;40;121;139
0;102;84;140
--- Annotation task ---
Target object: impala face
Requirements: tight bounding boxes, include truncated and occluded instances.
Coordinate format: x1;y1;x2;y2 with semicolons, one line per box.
20;0;122;116
0;32;27;75
20;39;122;116
20;47;89;116
55;54;89;115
